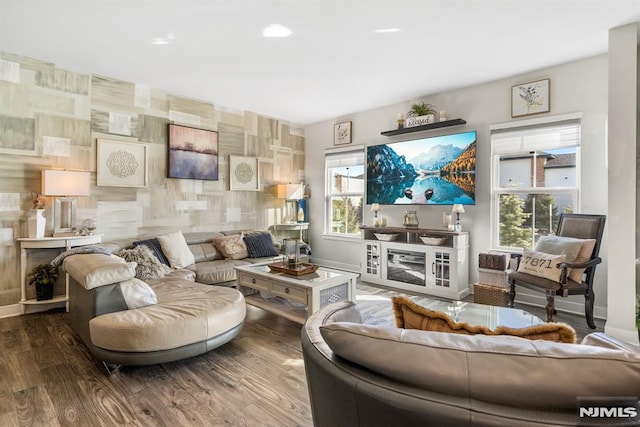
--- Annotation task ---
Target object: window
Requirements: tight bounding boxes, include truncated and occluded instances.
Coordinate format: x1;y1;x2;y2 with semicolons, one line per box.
325;146;365;238
491;115;581;250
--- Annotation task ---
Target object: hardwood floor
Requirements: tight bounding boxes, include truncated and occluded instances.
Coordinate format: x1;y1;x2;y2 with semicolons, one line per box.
0;282;605;426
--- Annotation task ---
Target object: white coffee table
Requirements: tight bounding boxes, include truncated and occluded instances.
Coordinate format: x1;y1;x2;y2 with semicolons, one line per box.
235;264;358;324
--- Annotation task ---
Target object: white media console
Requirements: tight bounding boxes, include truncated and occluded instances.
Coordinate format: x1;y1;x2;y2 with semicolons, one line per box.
360;226;470;300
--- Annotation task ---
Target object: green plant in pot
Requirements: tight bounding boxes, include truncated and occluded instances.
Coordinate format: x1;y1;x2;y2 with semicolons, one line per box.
27;264;60;301
406;101;438;118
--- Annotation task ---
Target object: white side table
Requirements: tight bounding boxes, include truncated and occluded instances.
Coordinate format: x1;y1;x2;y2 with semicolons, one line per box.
272;222;309;243
17;234;103;314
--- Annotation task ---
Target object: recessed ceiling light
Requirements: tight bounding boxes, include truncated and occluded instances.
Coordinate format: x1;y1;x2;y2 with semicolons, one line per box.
374;28;402;33
151;31;176;45
263;24;292;38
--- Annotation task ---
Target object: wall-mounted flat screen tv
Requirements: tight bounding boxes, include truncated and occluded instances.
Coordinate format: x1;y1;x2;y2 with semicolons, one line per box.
367;130;476;205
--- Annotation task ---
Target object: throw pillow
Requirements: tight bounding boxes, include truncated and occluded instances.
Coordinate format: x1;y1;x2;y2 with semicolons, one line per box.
245;229;280;248
116;245;173;280
391;296;576;343
157;231;196;269
535;235;584;263
243;233;279;258
118;278;157;309
213;233;249;260
568;239;596;282
517;250;566;282
132;238;171;266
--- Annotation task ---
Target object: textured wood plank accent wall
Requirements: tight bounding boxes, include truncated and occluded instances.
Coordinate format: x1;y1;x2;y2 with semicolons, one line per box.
0;51;305;308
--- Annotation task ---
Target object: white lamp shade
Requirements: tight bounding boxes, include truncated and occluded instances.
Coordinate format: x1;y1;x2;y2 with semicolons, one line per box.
42;170;91;196
371;203;381;212
451;204;466;214
277;183;303;200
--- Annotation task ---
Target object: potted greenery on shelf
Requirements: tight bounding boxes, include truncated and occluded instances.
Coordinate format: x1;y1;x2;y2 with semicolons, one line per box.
27;264;60;301
406;101;439;127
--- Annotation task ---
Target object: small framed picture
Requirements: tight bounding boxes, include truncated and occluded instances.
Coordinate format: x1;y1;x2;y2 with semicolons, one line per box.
97;139;148;187
229;155;260;191
511;78;550;118
334;121;352;146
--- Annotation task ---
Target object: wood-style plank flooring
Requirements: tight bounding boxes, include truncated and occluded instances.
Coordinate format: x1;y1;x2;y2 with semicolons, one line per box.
0;282;605;426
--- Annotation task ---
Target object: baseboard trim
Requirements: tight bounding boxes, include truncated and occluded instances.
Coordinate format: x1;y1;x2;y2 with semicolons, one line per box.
0;304;22;318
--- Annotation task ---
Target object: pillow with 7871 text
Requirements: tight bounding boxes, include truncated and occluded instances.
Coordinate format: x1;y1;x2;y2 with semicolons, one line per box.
517;250;566;282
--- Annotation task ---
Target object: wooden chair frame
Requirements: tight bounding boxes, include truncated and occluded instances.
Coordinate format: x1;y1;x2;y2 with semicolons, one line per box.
507;213;606;329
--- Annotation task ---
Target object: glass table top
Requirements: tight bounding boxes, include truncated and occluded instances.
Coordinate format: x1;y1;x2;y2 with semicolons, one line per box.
356;293;544;330
412;297;544;329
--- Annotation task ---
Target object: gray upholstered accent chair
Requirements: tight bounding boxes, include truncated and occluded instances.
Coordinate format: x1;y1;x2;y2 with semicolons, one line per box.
507;213;606;329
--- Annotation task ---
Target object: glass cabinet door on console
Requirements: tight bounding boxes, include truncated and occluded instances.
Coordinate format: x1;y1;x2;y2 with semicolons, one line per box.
361;241;381;282
433;249;452;288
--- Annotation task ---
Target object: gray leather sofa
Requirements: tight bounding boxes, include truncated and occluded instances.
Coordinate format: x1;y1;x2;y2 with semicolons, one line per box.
63;229;285;372
302;301;640;427
100;230;287;285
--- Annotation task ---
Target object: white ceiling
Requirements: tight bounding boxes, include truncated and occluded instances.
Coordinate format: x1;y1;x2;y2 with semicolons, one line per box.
2;0;640;125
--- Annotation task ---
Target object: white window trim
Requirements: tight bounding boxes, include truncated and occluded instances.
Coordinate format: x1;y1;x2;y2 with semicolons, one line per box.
324;145;365;239
490;115;582;251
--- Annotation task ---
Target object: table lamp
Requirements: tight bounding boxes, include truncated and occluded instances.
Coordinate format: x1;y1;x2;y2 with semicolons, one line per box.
451;204;465;232
42;170;91;237
277;183;303;224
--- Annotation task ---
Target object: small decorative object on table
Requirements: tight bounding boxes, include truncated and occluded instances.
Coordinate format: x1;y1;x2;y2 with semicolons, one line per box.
27;263;60;301
396;113;405;129
267;261;319;276
374;233;399;242
371;203;381;227
452;204;465;231
419;235;446;246
283;238;300;268
403;210;419;228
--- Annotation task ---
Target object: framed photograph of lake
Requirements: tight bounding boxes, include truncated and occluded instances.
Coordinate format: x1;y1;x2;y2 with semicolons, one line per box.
168;124;218;180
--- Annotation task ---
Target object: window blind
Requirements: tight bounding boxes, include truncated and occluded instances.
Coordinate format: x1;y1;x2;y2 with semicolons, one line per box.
325;146;365;168
491;118;581;155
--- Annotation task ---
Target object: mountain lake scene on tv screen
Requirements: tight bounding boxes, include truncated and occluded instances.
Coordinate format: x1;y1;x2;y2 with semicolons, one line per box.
367;131;476;205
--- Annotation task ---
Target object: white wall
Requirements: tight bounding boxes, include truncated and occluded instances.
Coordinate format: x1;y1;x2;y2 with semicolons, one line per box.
305;53;610;319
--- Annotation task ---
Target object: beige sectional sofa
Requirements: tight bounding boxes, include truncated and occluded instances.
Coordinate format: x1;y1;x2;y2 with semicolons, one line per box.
302;301;640;427
64;229;288;372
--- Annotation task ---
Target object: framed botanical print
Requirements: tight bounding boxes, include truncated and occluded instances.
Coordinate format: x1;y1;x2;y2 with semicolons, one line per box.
334;121;352;146
511;78;550;118
229;155;260;191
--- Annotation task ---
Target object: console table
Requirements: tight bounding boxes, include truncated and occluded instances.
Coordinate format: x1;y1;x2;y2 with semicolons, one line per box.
360;226;469;300
17;234;102;314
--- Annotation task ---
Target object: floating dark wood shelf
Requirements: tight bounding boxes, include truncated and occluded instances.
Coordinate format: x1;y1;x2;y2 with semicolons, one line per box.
381;118;467;136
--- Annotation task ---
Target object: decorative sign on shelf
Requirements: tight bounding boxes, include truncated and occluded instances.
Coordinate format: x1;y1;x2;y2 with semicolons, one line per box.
406;114;436;128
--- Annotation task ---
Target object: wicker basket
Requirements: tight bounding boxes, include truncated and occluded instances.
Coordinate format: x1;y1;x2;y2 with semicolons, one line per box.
477;268;509;288
473;283;510;307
